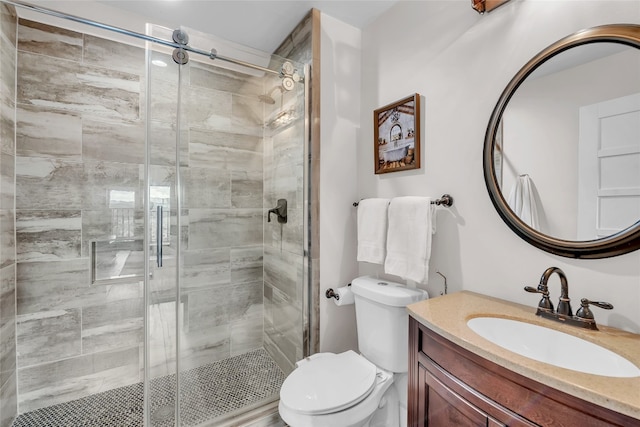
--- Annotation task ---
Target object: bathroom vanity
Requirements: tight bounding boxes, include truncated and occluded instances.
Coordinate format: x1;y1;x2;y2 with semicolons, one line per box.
407;292;640;427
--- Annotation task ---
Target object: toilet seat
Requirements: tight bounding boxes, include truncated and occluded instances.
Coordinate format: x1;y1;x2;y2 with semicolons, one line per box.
279;351;378;415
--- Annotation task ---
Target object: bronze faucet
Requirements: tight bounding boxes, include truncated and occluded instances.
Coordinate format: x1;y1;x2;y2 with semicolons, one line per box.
541;267;572;317
524;267;613;330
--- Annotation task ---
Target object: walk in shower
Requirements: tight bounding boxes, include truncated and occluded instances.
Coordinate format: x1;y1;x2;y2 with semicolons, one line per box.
0;2;310;426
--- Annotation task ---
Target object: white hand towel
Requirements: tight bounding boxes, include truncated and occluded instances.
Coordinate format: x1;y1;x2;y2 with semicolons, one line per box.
357;198;390;264
507;175;539;229
384;197;436;284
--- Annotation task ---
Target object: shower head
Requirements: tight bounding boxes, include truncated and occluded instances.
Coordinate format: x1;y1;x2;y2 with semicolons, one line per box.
258;84;285;104
258;94;276;104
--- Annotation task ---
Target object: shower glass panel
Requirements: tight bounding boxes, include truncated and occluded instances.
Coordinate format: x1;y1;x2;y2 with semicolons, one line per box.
4;3;308;424
145;23;308;426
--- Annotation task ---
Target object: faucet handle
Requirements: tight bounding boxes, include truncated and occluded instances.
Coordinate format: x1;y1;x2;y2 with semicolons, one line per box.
576;298;613;320
524;286;554;312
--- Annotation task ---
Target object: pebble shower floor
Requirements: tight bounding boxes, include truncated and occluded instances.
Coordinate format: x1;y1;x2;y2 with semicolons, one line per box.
11;349;286;427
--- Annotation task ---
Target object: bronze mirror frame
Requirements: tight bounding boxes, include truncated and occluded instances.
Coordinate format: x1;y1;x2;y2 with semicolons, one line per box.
483;24;640;259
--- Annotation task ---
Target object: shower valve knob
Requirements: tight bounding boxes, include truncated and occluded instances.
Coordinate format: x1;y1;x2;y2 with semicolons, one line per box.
282;77;295;91
281;61;294;75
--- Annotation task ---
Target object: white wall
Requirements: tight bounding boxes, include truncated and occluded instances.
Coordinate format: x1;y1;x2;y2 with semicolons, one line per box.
319;13;361;352
358;0;640;333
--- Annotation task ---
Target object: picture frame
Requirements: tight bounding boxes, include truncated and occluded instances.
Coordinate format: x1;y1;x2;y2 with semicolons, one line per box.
374;93;421;174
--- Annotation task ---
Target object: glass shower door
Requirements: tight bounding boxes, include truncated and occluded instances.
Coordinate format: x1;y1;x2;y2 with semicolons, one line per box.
145;23;184;426
145;23;308;426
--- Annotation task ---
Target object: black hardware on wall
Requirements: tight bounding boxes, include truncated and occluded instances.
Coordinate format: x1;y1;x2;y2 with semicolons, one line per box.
268;199;287;224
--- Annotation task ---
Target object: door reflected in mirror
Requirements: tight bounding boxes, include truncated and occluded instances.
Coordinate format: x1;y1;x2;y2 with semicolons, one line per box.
496;43;640;242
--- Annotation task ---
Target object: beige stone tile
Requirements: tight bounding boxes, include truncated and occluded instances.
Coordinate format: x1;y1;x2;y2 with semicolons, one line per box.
18;19;82;61
16;309;81;368
16;105;82;159
16;210;81;262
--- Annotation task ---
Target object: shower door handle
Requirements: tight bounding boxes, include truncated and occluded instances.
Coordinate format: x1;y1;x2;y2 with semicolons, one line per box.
156;205;163;267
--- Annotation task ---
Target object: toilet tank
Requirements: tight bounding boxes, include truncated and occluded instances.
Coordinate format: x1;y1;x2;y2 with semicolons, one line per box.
350;276;428;373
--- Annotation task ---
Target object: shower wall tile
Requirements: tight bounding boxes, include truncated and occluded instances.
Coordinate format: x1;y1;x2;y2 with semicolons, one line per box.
183;167;231;208
231;94;264;137
16;262;144;315
17;19;82;61
188;209;263;250
228;280;263;323
0;3;16;48
81;209;144;258
230;309;262;357
182;248;230;292
263;245;302;298
83;35;144;76
16;258;89;314
263;331;294;376
179;324;230;372
13;21;157;414
17;346;140;412
265;206;303;255
186;86;233;131
189;128;263;171
16;309;81;368
231;170;263;208
187;280;262;331
0;97;15;157
16;105;82;159
149;120;188;167
81;298;144;353
148;51;178;83
149;164;176;191
264;283;298;374
0;30;15;133
0;152;13;210
0;265;15;388
189;62;262;96
230;246;263;284
82;118;145;164
82;161;143;210
147;300;178;378
16;210;81;262
273;11;312;61
0;210;14;269
148;78;178;123
17;52;140;120
15;157;84;210
264;158;302;209
0;371;16;427
0;6;16;426
186;287;230;330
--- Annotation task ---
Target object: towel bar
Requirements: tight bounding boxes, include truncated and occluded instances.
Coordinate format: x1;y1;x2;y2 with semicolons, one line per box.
353;194;453;208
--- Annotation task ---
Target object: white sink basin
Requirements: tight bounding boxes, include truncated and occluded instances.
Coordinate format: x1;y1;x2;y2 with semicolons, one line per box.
467;317;640;378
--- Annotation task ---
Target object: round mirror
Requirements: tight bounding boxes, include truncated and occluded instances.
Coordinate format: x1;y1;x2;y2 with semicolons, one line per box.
484;24;640;258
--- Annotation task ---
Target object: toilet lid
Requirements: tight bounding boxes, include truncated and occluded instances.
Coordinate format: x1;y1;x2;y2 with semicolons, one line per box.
280;351;377;415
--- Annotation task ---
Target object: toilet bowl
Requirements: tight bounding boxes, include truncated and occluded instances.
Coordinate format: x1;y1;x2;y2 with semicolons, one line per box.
278;351;394;427
278;276;429;427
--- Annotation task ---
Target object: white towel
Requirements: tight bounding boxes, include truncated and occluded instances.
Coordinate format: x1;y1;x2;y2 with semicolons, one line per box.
357;198;391;264
507;175;540;229
384;197;436;284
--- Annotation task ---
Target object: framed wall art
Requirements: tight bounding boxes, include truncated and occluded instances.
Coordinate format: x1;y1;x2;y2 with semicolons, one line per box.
374;93;420;174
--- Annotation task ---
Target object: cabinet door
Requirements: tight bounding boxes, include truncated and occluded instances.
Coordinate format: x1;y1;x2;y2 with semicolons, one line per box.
419;364;506;427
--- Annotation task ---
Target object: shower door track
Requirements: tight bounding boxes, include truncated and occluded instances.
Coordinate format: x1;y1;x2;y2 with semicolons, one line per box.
4;0;283;76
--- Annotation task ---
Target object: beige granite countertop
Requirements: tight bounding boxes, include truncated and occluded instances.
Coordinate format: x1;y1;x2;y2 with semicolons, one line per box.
407;291;640;420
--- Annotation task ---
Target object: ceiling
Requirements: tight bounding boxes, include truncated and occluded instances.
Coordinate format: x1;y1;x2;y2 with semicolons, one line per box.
92;0;399;52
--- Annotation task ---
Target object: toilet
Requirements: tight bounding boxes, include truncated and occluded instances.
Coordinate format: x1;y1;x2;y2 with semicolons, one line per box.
279;276;428;427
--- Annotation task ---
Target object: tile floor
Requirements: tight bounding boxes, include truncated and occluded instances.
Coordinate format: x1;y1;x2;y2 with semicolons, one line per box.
11;348;285;427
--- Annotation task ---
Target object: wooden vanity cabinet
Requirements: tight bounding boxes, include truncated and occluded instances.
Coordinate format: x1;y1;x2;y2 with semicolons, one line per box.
408;317;639;427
